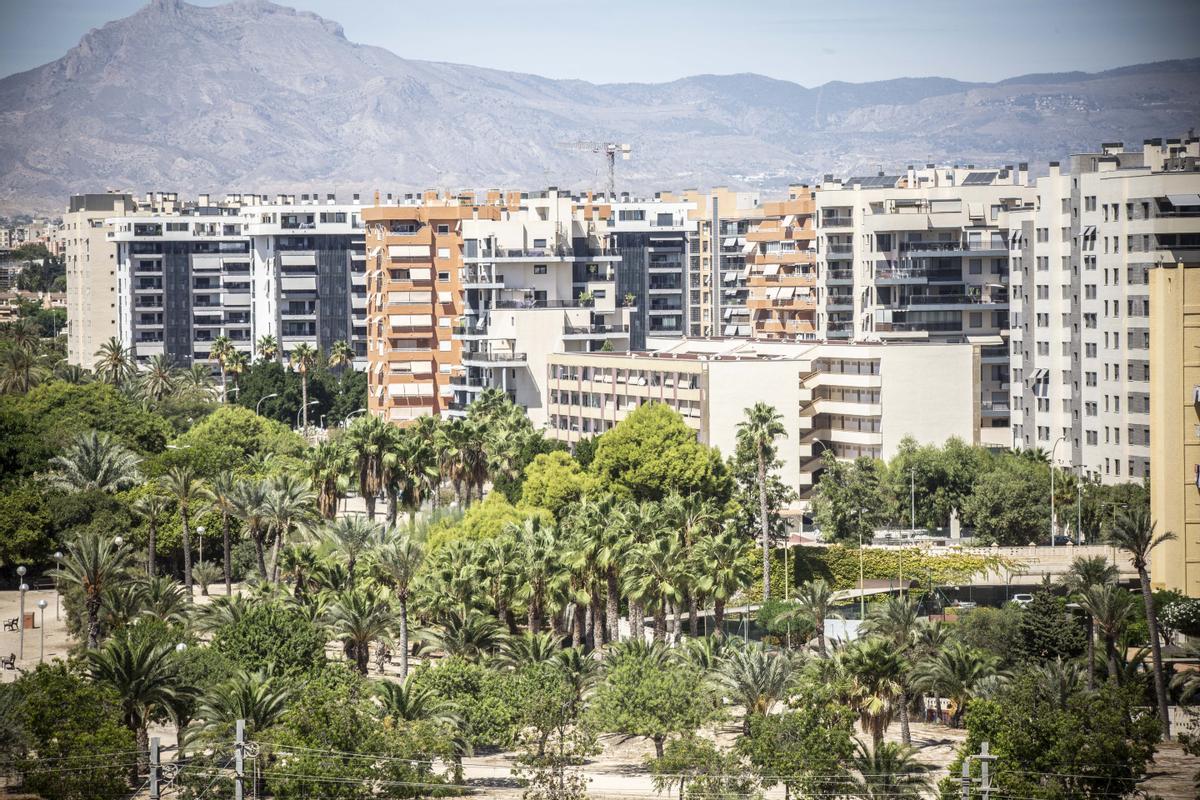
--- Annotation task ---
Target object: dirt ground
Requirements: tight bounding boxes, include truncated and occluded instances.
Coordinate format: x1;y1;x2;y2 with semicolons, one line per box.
4;587;1197;798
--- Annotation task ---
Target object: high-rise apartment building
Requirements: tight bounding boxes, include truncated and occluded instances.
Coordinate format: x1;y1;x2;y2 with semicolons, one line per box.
1010;136;1200;482
814;167;1034;446
745;188;819;340
62;192;142;366
109;193;367;367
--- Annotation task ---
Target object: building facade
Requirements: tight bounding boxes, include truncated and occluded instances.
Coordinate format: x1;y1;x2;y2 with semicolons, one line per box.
1011;136;1200;482
1148;262;1200;595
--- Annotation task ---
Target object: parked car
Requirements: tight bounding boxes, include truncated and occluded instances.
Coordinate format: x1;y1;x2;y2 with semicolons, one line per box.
1012;593;1034;606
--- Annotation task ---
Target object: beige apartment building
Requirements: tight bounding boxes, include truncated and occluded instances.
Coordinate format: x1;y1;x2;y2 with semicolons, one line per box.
62;192;143;366
1148;262;1200;596
545;338;980;502
745;189;819;340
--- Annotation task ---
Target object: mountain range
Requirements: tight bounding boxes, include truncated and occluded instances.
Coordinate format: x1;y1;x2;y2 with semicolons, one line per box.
2;0;1199;215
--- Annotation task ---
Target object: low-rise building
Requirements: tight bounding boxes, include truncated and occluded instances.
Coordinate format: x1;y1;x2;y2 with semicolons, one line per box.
545;338;981;502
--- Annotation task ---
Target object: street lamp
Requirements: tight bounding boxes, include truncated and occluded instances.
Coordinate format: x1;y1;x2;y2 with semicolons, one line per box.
910;467;917;538
256;392;279;416
856;508;869;620
196;525;206;565
53;551;62;621
296;400;318;430
1075;464;1084;544
1049;436;1066;547
320;413;327;430
343;407;368;427
16;566;27;661
114;536;124;547
36;600;47;663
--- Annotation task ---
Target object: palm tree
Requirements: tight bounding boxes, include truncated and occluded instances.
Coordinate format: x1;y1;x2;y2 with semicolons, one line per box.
93;337;136;386
737;402;786;601
1107;508;1175;739
1060;554;1119;690
231;479;271;581
840;637;905;748
202;474;240;595
848;740;932;800
0;344;48;393
317;515;382;589
327;587;394;674
138;354;178;403
512;517;565;634
87;636;184;782
51;531;133;648
43;430;142;493
261;474;316;584
694;525;754;637
54;361;91;385
210;335;234;403
196;670;290;739
256;334;279;363
329;339;353;370
499;631;561;668
1078;583;1135;684
177;363;218;402
137;575;191;624
132;490;171;577
374;522;428;680
624;531;685;641
1031;657;1086;710
785;578;835;656
909;641;1003;728
718;643;795;733
422;609;504;659
191;562;222;597
162;465;204;599
290;342;319;431
225;348;249;397
308;439;351;519
345;415;392;520
374;674;455;724
664;493;718;635
861;596;920;744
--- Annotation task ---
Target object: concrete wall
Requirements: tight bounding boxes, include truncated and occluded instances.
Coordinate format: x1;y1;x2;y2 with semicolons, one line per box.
879;344;979;457
706;360;804;493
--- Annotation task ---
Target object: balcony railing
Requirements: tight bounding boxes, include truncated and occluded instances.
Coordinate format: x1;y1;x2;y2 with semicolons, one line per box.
563;324;630;335
822;218;853;228
462;352;527;364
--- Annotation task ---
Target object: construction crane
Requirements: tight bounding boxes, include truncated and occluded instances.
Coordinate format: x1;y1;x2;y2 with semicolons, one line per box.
559;141;632;199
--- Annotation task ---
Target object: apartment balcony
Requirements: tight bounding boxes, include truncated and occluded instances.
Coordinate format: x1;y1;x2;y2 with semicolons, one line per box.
748;272;817;288
902;293;1007;308
461;351;527;367
826;268;855;284
747;294;817;311
981;400;1010;416
826;298;854;311
898;241;1008;257
980;344;1010;363
462;269;504;289
756;249;816;265
562;324;630;339
448;374;486;392
822;217;853;228
876;321;962;333
827;322;853;338
452;321;492;339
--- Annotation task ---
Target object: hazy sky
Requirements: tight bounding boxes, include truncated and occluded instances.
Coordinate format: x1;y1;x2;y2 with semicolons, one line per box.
2;0;1198;85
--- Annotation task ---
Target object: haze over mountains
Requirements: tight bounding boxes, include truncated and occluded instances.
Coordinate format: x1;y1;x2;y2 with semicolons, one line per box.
1;0;1199;214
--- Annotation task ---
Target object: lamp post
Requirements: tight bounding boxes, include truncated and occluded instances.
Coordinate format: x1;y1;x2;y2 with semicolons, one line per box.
114;536;124;547
856;508;869;620
296;400;318;430
256;392;279;416
36;600;47;662
53;551;62;621
1049;436;1066;547
196;525;206;565
343;407;368;427
1075;464;1084;544
16;567;27;661
910;467;916;538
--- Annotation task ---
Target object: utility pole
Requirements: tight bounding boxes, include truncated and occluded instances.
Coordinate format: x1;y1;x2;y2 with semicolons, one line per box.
234;719;245;800
149;737;160;800
960;740;995;800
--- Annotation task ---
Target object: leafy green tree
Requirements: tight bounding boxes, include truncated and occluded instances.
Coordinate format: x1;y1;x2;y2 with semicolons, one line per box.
210;603;326;678
952;605;1024;668
939;673;1160;800
962;457;1050;545
737;402;786;601
650;735;762;800
739;697;856;800
810;451;884;544
589;649;714;757
409;656;530;749
2;662;135;800
589;402;730;502
0;478;53;566
520;450;598;520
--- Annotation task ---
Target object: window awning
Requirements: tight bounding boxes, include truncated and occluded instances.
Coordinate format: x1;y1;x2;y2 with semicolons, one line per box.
1167;193;1200;207
763;263;781;276
968;203;984;218
779;286;796;300
723;272;737;283
723;324;737;336
1080;225;1096;237
724;308;734;319
742;241;757;255
782;215;796;227
737;325;751;336
722;237;736;247
766;287;780;299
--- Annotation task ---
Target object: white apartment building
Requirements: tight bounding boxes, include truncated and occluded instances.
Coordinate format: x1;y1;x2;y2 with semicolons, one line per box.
1011;136;1200;482
109;193;368;367
814;168;1036;445
545;338;981;502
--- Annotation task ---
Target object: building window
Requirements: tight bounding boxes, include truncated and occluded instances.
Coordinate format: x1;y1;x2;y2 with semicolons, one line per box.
534;265;547;275
437;225;449;234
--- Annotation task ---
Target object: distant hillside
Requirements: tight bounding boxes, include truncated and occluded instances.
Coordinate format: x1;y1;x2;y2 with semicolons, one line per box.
1;0;1198;214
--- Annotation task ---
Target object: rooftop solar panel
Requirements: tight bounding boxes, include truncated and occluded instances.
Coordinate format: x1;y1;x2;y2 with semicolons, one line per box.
962;171;997;186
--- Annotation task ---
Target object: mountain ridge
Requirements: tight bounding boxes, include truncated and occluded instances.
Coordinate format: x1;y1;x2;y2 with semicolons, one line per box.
2;0;1198;214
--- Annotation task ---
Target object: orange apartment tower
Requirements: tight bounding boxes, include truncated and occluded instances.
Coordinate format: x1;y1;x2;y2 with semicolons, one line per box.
746;186;819;340
362;198;502;424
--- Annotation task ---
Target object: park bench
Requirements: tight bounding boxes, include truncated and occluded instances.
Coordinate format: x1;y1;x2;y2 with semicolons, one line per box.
2;618;17;632
1;653;15;670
